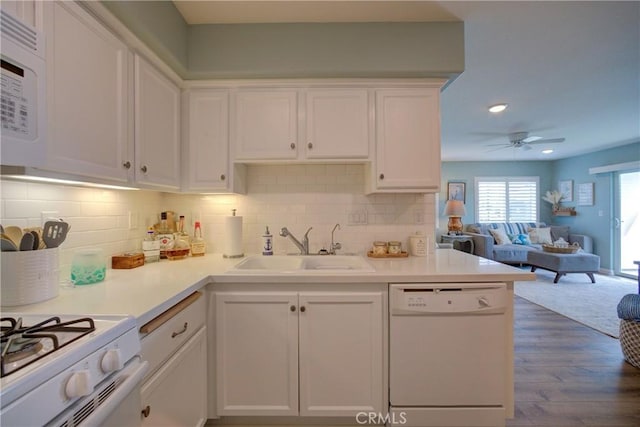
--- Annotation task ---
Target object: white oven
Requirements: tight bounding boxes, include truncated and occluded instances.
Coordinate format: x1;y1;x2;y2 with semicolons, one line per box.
1;314;147;426
0;7;47;167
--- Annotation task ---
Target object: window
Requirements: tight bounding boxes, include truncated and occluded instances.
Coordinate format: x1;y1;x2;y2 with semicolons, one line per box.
475;177;539;223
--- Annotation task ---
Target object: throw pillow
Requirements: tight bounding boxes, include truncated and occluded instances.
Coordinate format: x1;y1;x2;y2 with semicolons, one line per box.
512;233;532;245
489;228;511;245
528;227;553;244
551;226;570;242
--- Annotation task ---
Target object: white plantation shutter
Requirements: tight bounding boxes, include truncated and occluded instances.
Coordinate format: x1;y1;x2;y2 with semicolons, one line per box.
475;177;539;223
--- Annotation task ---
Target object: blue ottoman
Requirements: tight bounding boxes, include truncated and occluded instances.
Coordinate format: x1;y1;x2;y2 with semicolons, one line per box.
527;250;600;284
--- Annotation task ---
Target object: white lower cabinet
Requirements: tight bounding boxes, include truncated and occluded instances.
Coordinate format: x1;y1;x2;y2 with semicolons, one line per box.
139;292;207;427
213;286;385;419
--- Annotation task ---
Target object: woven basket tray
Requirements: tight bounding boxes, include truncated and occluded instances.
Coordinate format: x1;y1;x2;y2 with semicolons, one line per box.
542;243;580;254
620;319;640;369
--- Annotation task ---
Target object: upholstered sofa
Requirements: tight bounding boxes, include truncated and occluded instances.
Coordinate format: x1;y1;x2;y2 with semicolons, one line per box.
463;222;593;265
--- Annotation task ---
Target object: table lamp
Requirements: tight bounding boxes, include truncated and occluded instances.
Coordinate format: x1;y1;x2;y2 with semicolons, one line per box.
444;200;466;235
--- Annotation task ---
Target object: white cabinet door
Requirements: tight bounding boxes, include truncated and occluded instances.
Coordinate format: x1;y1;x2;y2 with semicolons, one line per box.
372;88;441;192
233;89;298;160
215;292;299;416
183;89;231;192
134;54;180;190
44;1;132;183
305;89;369;159
141;327;207;427
298;292;384;416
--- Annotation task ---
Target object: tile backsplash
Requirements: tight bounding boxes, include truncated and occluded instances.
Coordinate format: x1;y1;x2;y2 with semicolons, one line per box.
1;164;436;276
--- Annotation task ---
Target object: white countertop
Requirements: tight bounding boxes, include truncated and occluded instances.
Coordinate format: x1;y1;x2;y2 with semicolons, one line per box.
1;250;534;327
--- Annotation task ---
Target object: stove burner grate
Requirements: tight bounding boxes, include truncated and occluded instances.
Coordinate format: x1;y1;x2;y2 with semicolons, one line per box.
0;316;96;378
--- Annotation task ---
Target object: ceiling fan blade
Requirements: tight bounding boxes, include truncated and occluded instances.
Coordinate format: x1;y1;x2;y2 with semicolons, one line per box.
486;145;512;152
522;136;542;143
528;138;565;144
485;143;511;147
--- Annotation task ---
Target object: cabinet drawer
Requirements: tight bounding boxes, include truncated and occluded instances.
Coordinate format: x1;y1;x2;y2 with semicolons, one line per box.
140;292;205;377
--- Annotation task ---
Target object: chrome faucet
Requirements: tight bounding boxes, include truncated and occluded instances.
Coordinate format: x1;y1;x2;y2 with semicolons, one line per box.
279;227;313;255
329;223;342;255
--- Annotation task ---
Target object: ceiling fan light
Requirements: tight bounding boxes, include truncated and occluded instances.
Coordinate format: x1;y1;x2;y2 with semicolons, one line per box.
542;149;554;154
488;103;508;113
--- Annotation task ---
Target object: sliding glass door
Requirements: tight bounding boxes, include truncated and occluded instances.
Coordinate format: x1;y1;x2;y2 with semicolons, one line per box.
615;170;640;278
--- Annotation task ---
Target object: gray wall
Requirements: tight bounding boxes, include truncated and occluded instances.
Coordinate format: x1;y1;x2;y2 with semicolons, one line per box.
101;1;465;80
188;22;464;79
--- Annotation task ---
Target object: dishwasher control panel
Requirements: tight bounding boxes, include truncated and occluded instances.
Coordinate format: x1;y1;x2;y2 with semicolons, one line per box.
389;283;507;315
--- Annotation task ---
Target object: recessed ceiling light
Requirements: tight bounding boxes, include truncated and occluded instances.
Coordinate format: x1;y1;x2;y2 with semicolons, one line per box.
542;149;554;154
488;103;508;113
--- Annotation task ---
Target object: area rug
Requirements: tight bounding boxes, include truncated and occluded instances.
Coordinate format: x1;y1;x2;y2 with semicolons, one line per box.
514;270;638;338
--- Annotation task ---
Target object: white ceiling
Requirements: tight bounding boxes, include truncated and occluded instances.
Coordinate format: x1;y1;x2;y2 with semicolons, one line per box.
173;1;640;162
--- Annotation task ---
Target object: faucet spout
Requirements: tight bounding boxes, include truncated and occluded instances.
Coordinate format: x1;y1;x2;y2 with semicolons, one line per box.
280;227;312;255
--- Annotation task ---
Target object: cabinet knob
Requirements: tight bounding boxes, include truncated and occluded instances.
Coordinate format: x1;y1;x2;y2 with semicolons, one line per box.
141;165;148;173
307;142;313;149
290;143;296;150
220;174;226;181
171;322;188;338
379;173;385;180
290;305;296;312
300;306;306;313
141;405;151;418
122;161;131;169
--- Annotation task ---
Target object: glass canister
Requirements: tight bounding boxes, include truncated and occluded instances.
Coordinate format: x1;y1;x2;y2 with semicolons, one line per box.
388;241;402;255
372;241;388;255
71;248;106;285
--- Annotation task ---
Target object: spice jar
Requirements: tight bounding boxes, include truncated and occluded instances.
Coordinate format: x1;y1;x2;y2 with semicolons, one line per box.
372;241;388;255
388;241;402;255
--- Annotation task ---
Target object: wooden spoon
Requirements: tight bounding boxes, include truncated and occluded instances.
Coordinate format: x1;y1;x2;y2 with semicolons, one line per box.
4;226;23;247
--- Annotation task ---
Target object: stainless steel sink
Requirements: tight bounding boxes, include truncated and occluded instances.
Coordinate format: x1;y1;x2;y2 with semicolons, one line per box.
227;255;375;274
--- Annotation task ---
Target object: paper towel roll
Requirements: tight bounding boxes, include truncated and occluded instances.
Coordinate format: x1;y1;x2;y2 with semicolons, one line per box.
223;215;244;258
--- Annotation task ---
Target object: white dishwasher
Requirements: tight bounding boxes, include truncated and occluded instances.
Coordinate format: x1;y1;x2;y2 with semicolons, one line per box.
389;283;508;427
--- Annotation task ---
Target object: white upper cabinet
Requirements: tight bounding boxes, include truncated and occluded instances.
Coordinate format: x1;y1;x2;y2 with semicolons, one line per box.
304;89;369;159
369;88;441;193
44;1;132;183
134;54;180;190
233;89;298;160
182;89;245;193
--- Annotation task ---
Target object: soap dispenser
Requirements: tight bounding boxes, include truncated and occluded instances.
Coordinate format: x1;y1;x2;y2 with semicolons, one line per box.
262;226;273;255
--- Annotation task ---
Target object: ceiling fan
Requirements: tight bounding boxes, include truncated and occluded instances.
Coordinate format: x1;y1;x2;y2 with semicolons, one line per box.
487;131;565;151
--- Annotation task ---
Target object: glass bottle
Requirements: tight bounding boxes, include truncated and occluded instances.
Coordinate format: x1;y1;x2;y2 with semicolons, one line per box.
191;221;206;257
157;211;174;259
142;227;160;263
175;215;191;247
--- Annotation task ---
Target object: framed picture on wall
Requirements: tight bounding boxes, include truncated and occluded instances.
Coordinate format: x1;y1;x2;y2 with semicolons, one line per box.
578;182;594;206
447;182;465;203
559;180;573;202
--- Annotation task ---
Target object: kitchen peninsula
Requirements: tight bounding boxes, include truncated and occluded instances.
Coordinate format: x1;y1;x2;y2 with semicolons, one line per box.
3;250;534;427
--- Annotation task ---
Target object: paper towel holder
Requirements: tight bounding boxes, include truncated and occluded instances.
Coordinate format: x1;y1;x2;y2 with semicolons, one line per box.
223;209;245;259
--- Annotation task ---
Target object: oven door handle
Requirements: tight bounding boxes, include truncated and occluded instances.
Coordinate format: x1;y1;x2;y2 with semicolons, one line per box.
78;357;148;426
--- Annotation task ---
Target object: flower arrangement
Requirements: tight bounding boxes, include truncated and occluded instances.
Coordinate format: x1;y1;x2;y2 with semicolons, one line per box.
542;190;563;211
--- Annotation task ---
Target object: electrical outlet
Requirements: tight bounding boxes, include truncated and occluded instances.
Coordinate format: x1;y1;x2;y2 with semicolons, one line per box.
128;211;139;230
347;210;368;225
41;211;59;224
414;210;424;224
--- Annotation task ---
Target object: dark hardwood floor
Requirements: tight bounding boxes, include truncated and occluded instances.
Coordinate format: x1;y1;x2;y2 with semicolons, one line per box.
509;296;640;426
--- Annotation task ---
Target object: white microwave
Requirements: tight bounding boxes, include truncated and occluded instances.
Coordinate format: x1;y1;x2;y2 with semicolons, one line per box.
0;8;46;167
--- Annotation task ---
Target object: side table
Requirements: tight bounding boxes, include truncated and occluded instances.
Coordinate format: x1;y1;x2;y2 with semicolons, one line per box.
440;234;475;255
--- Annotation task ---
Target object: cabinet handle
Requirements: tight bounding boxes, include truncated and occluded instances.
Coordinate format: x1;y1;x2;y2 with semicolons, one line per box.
141;165;148;173
220;174;226;181
300;306;306;313
122;161;131;169
290;305;296;312
141;405;151;418
379;173;385;180
171;322;188;338
290;143;296;150
307;142;313;149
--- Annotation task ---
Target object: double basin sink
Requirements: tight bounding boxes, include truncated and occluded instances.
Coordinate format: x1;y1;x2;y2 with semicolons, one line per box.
227;255;375;274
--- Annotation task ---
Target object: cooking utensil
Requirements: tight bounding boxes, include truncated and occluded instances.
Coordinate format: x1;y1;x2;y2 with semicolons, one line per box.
1;235;18;251
25;227;45;249
42;221;70;248
30;230;40;250
19;232;35;251
4;226;23;247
